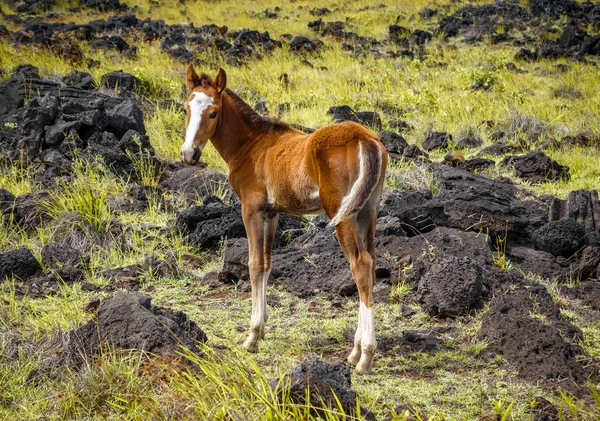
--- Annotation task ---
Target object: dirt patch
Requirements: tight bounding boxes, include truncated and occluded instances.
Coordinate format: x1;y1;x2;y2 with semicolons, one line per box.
477;286;591;394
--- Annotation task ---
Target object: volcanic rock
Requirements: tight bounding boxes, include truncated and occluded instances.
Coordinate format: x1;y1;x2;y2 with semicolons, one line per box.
531;219;585;257
378;329;444;354
456;136;483;148
378;131;408;161
417;257;486;317
501;151;569;183
401;144;428;161
432;164;547;241
478;143;514;156
379;189;446;236
461;158;495;172
17;94;60;161
422;131;451;151
41;243;89;269
477;286;589;393
327;106;381;129
219;237;252;283
62;70;95;90
62;292;207;368
270;360;362;417
549;189;600;232
106;99;146;137
177;200;245;250
0;247;42;280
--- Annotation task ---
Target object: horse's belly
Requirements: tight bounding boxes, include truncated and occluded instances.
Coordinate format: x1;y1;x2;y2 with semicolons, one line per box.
268;188;323;215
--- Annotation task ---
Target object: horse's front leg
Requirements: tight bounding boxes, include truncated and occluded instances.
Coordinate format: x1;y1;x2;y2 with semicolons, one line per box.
260;211;279;337
241;206;278;352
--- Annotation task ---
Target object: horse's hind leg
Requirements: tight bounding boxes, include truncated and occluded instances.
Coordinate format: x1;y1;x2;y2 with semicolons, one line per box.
335;218;377;374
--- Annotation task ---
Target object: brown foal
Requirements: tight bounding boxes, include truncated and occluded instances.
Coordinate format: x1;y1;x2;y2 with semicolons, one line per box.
181;65;388;374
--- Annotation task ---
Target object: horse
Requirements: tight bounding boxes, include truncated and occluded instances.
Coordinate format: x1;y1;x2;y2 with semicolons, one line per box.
180;65;388;374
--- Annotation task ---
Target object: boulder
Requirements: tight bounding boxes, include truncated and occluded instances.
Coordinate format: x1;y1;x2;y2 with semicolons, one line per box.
378;131;408;161
270;360;363;417
501;151;569;183
531;219;585;257
105;99;146;137
417;257;486;317
0;247;42;280
422;131;452;151
62;292;207;368
549;189;600;232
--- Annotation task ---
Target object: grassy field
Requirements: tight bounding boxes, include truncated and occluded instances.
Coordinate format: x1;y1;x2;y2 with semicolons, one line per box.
1;0;600;419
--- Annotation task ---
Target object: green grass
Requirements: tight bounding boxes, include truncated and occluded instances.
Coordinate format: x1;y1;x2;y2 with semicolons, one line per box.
1;0;600;419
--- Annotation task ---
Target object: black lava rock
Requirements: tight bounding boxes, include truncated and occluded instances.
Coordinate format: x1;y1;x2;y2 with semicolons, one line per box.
0;247;42;280
532;219;585;257
417;257;486;317
422;131;452;151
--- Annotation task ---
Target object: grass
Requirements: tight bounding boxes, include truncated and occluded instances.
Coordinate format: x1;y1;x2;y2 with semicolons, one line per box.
1;0;600;419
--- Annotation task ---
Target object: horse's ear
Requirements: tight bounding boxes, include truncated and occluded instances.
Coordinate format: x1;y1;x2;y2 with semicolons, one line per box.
186;63;201;89
215;67;227;93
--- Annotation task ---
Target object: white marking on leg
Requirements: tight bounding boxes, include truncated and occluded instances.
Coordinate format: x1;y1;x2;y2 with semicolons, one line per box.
181;92;213;157
356;301;376;374
244;278;263;352
262;269;270;323
347;301;362;366
360;302;375;350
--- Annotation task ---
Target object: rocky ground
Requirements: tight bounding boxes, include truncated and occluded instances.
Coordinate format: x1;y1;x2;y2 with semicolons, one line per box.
1;0;600;419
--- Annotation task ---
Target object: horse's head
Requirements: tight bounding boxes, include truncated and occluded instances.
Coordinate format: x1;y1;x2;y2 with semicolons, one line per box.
181;64;227;165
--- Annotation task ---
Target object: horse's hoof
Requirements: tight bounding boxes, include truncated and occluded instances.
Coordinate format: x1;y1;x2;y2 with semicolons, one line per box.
347;349;361;366
243;340;259;353
354;364;372;375
355;357;373;375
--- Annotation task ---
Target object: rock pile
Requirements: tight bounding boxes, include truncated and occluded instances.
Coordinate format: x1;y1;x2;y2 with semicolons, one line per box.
0;65;154;182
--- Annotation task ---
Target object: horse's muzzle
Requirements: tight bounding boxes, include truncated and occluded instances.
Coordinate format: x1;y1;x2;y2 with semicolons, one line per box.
181;147;201;166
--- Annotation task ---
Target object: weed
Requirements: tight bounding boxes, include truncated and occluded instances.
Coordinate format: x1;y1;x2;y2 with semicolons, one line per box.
128;147;163;187
492;220;512;271
43;158;124;231
391;262;413;302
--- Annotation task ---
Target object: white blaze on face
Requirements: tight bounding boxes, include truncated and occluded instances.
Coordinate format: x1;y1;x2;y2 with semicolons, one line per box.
181;92;214;159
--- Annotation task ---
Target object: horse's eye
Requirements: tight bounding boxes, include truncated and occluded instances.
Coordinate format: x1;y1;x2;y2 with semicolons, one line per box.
209;111;218;119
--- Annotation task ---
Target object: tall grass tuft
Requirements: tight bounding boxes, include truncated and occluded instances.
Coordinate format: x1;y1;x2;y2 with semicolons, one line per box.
44;158;125;231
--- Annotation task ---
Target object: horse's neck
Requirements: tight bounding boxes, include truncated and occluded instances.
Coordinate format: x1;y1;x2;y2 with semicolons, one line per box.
210;92;261;168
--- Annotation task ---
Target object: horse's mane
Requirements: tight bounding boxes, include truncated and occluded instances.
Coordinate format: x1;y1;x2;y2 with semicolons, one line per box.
225;88;290;133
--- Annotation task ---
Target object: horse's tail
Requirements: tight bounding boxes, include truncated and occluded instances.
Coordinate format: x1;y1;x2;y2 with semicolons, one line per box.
330;138;384;227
